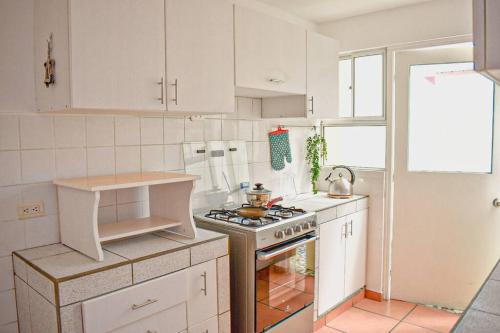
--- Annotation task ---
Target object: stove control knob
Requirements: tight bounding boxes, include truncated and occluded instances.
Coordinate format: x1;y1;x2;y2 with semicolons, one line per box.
285;227;294;236
310;220;317;227
294;225;303;233
302;222;311;230
275;230;285;239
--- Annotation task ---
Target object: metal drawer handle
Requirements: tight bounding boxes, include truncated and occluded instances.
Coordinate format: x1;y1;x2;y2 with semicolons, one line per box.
309;96;314;114
157;78;164;104
131;298;158;310
342;223;347;239
201;271;207;296
170;79;178;105
146;331;157;333
349;221;353;236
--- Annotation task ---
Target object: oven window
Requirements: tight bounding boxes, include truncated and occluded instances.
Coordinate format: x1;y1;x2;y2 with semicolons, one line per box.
255;239;315;332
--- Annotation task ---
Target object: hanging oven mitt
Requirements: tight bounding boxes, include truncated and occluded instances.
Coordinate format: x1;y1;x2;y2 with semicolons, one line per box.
269;127;292;171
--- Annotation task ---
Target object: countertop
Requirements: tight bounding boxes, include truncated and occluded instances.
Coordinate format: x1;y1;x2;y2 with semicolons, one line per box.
282;192;368;213
14;228;227;281
453;260;500;332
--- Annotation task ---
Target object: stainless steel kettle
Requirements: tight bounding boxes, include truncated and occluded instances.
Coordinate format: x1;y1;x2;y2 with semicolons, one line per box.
325;165;356;198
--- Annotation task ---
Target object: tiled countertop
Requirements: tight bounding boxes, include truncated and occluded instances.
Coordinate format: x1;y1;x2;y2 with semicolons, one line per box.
283;192;368;213
453;260;500;332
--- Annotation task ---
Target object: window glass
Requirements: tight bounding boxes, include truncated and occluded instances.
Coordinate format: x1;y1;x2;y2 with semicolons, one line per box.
324;126;386;168
408;62;494;173
354;54;384;117
339;59;353;117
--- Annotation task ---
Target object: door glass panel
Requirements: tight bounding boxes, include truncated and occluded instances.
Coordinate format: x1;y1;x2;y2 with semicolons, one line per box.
255;239;315;332
339;59;353;117
408;62;495;173
354;54;384;117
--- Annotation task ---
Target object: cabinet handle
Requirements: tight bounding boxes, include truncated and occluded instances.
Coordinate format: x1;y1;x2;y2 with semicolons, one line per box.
157;78;164;104
131;298;158;310
201;271;207;296
268;78;284;83
342;223;348;239
309;96;314;114
170;79;178;105
146;331;157;333
349;221;353;236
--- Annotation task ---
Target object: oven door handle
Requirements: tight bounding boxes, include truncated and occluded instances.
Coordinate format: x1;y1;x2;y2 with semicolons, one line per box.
257;235;317;261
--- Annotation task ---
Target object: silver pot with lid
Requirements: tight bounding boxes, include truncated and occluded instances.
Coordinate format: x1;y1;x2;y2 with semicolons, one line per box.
246;183;282;207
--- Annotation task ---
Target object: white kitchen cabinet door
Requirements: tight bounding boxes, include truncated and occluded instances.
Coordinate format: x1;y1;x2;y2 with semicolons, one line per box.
344;209;368;297
234;5;306;95
70;0;166;111
188;315;218;333
306;31;339;119
187;259;218;327
165;0;234;113
318;216;346;316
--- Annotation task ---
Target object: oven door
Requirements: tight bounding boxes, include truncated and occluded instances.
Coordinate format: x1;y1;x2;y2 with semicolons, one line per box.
255;232;316;333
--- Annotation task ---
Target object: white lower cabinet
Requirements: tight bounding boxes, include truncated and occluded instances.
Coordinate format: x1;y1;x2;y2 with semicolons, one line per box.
187;259;218;328
317;208;368;316
188;315;219;333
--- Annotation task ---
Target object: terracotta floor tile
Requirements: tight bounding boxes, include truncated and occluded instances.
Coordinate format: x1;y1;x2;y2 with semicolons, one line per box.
391;322;439;333
354;298;416;320
325;298;353;322
327;307;399;333
403;305;460;333
316;326;344;333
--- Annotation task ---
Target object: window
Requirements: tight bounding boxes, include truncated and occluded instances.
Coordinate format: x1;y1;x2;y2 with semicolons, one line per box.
408;62;495;173
323;125;386;169
339;52;385;118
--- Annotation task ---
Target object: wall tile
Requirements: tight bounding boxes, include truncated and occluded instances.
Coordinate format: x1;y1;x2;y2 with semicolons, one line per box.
246;142;253;163
0;151;21;186
98;206;117;224
21;150;56;183
184;118;204;142
236;97;252;119
115;117;140;146
140;118;163;145
164;118;184;144
87;147;115;177
0;257;14;292
117;202;145;221
21;183;58;216
183;142;207;170
238;120;253;141
164;144;184;171
25;215;59;248
115;146;140;174
0;220;25;257
28;287;57;332
252;98;262;118
55;148;86;179
86;116;114;147
20;116;54;149
99;190;116;207
253;120;269;141
0;186;21;222
204;119;222;141
0;290;17;326
222;120;238;141
116;187;148;204
253;142;270;163
141;145;164;172
54;116;85;148
0;116;19;150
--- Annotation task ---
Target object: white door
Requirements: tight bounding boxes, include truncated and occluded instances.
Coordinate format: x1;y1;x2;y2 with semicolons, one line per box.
165;0;234;113
344;210;367;296
318;216;346;315
70;0;166;111
391;44;500;309
234;5;306;95
187;260;218;327
306;31;339;120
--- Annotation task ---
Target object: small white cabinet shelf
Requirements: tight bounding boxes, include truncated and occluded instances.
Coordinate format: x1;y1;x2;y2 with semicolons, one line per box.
54;172;200;261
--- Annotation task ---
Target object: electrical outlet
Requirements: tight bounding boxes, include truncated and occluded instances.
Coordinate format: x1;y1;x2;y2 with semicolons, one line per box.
17;202;45;219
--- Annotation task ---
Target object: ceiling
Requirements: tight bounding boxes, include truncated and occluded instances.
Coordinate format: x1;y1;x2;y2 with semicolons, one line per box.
258;0;434;23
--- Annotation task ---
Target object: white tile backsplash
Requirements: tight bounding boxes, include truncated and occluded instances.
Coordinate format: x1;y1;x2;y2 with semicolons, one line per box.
141;145;164;172
21;183;58;216
54;116;86;148
0;151;21;186
98;205;117;224
115;117;140;146
252;141;270;163
164;118;184;144
55;148;87;178
0;220;25;257
115;146;141;174
0;257;14;292
252;120;269;142
20;116;54;149
238;120;253;141
21;150;56;183
0;186;21;222
25;215;60;248
184;118;204;142
204;119;222;141
117;187;148;204
86;147;115;176
140;117;163;145
86;116;114;147
164;144;184;171
0;116;19;150
222;120;238;141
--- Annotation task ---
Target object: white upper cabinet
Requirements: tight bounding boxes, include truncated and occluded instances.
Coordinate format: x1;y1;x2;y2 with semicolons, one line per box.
306;31;339;119
474;0;500;84
70;0;166;111
165;0;234;113
234;5;307;96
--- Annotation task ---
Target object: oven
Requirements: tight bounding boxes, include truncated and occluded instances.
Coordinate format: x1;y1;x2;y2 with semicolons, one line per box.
255;232;316;333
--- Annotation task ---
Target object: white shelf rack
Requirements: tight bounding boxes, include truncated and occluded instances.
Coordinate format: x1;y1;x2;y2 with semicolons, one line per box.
54;172;200;261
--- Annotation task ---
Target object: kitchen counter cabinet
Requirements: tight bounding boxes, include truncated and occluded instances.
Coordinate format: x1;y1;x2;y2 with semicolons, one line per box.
13;228;230;333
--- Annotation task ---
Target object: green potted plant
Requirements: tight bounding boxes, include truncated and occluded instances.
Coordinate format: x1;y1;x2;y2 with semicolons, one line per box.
306;134;327;194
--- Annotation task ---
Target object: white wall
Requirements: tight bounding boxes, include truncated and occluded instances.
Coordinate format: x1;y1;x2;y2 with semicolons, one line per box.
319;0;472;52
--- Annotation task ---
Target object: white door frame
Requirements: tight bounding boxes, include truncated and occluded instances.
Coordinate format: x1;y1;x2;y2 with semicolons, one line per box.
381;34;473;300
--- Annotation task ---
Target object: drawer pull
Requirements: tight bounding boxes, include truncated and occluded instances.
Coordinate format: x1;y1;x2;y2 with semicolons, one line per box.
131;298;158;310
201;271;207;296
146;331;157;333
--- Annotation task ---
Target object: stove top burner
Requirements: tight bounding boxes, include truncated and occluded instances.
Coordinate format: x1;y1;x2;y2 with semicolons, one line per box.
204;205;307;228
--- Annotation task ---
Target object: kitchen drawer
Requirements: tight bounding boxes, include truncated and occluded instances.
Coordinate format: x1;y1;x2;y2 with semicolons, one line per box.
112;302;187;333
315;207;337;224
337;202;357;217
82;269;188;333
189;315;218;333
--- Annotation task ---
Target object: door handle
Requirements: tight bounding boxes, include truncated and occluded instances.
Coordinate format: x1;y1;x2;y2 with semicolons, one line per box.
493;198;500;207
308;96;314;114
170;79;178;105
131;298;158;310
349;221;353;236
201;271;207;296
